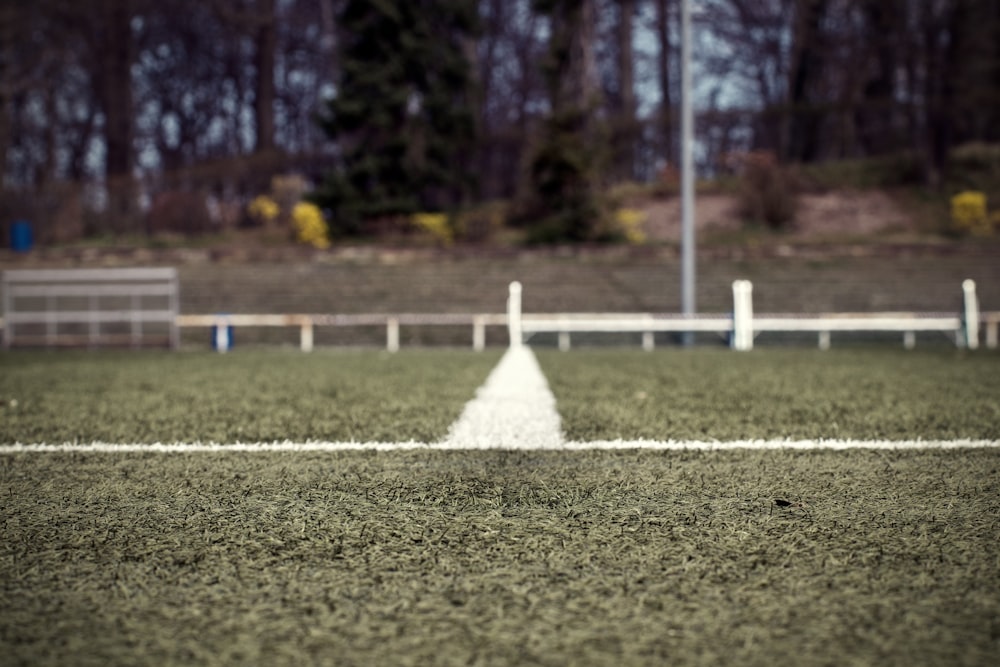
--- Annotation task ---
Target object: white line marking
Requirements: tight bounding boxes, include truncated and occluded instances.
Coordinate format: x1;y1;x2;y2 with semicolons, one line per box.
1;439;998;453
439;345;564;448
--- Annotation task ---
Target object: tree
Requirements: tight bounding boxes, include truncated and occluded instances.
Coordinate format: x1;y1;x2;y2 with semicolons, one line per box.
254;0;276;154
473;0;548;201
93;0;139;232
314;0;478;235
654;0;676;169
784;0;829;162
611;0;637;182
522;0;605;242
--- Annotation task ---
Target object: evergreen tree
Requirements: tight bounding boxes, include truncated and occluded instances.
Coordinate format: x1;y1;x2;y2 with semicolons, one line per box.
313;0;477;236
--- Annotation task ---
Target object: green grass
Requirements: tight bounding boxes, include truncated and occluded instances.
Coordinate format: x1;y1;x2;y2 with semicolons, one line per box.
2;449;998;666
0;349;501;444
538;347;1000;442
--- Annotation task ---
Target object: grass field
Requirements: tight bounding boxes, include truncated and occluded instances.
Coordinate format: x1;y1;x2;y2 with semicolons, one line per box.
538;347;1000;442
3;347;996;445
2;347;999;666
3;449;998;666
0;349;501;444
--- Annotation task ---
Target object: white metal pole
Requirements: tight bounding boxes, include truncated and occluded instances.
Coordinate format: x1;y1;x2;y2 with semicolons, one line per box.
680;0;696;344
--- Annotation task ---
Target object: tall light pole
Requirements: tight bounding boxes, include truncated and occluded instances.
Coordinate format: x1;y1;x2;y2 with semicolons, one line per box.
680;0;696;344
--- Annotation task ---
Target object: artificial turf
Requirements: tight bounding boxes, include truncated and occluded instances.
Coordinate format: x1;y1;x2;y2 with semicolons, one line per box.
2;449;998;666
537;347;1000;442
0;349;502;444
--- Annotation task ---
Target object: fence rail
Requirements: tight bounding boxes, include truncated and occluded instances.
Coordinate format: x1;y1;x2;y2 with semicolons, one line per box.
176;312;509;352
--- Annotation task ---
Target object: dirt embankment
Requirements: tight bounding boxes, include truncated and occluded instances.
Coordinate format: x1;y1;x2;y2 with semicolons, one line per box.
642;191;916;242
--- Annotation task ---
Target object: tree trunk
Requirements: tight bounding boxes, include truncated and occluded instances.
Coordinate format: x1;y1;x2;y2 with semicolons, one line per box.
785;0;828;162
615;0;636;182
857;0;901;156
99;0;137;233
655;0;674;168
255;0;276;154
550;0;600;114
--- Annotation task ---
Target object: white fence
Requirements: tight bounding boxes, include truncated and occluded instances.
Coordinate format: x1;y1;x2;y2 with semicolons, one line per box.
0;272;996;352
177;279;997;352
511;280;991;351
176;312;508;353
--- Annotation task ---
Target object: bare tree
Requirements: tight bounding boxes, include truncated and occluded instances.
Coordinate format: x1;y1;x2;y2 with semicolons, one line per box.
654;0;675;168
255;0;276;153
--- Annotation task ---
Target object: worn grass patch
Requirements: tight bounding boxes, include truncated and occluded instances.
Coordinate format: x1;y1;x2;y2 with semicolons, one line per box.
538;347;1000;442
2;449;998;666
0;349;501;444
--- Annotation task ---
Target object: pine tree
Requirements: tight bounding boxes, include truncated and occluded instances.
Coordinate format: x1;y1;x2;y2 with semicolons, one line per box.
313;0;477;236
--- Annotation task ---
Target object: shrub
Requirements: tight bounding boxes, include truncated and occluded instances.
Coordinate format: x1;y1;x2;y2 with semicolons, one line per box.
950;191;991;236
410;212;454;245
735;152;797;230
613;208;647;244
292;202;330;249
247;195;280;226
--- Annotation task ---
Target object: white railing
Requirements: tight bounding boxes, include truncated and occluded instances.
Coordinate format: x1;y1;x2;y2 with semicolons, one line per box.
509;280;993;352
176;312;508;353
1;274;996;352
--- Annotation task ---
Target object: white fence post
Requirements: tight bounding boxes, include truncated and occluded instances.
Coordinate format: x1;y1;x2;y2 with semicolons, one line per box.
387;317;400;353
473;315;485;351
508;281;522;348
963;279;979;350
213;315;230;353
732;280;754;351
300;317;314;352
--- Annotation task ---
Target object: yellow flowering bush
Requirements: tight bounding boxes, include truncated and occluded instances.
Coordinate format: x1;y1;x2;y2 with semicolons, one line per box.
411;212;454;245
614;207;647;244
247;195;280;225
950;191;991;236
292;202;330;249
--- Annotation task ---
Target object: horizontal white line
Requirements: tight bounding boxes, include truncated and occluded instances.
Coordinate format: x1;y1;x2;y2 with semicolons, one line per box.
1;439;998;453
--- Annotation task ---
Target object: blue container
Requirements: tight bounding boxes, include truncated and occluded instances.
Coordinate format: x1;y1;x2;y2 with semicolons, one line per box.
10;220;33;252
211;318;234;352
